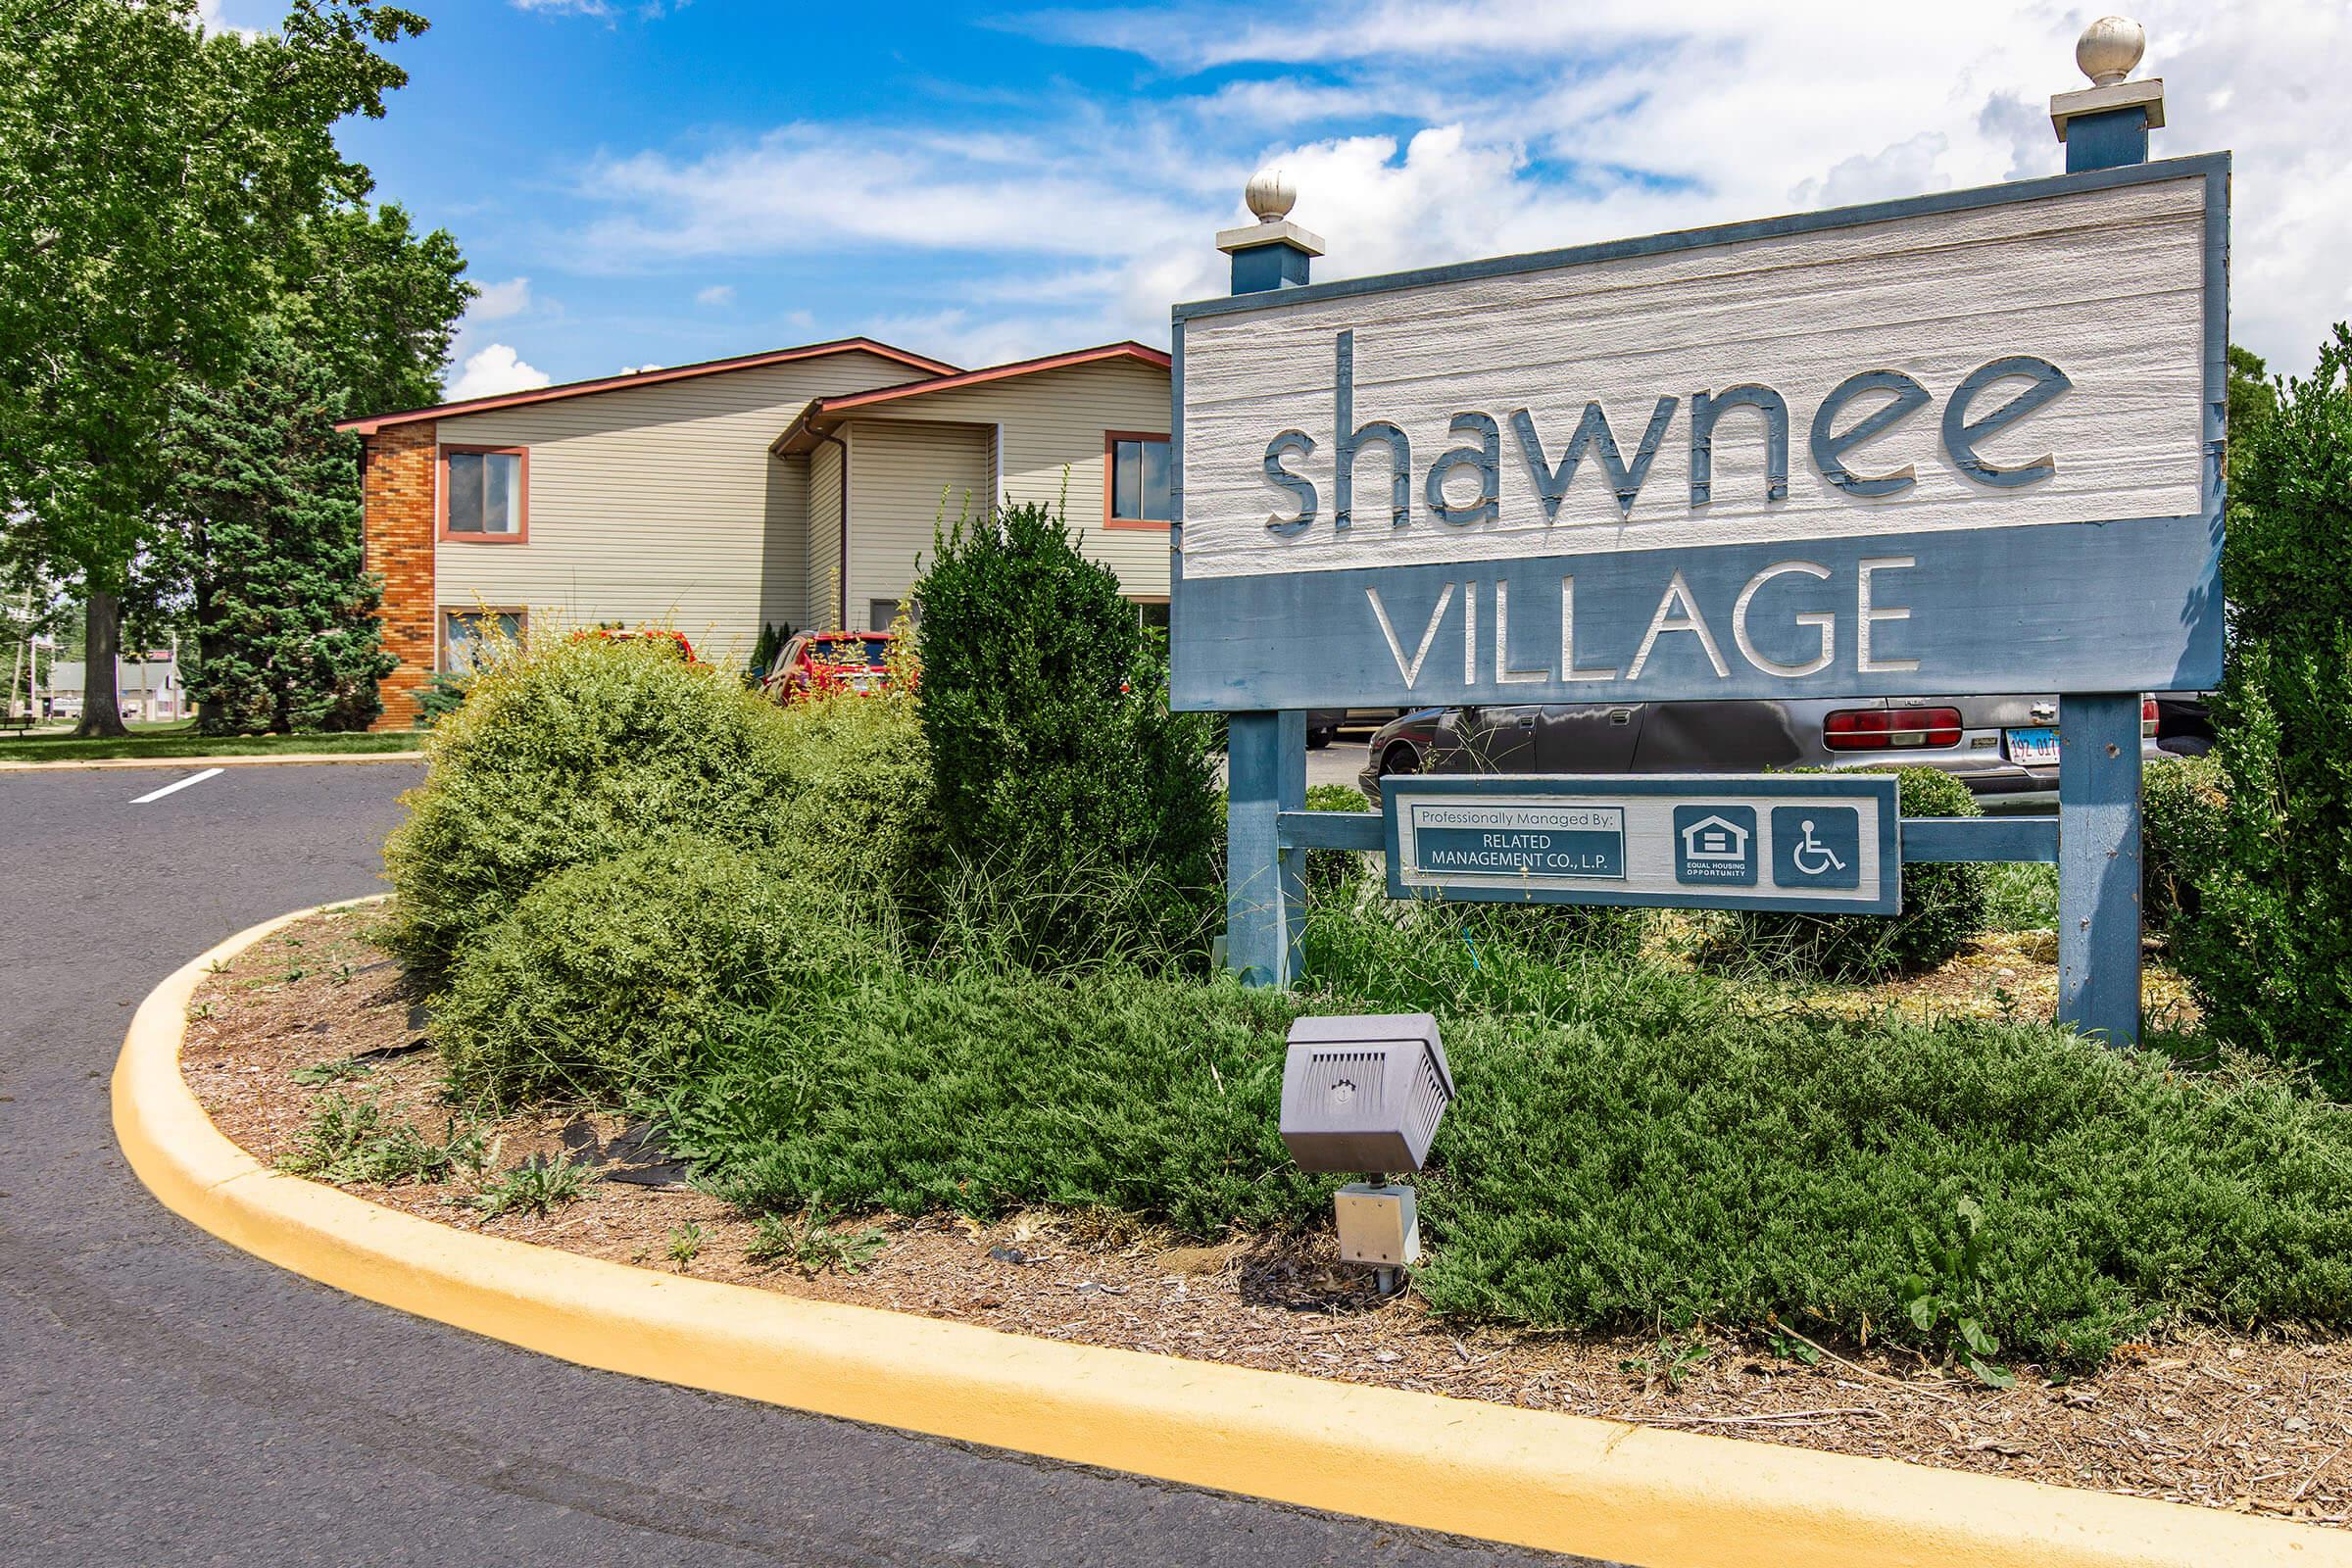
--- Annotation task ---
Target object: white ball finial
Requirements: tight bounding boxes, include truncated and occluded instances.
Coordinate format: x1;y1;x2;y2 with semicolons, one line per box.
1245;167;1297;223
2076;16;2145;86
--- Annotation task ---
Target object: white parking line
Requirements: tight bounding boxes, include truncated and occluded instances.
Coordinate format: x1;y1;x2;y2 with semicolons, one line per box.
131;767;224;805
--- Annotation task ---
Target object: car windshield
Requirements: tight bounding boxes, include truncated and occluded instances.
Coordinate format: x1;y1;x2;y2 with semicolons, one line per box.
810;637;890;668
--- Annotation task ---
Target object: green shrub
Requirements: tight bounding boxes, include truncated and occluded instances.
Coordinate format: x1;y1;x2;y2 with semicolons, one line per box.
2177;327;2352;1083
911;502;1222;967
2141;755;2226;934
1302;781;1371;899
383;633;804;980
1718;767;1987;980
433;835;872;1107
768;689;935;896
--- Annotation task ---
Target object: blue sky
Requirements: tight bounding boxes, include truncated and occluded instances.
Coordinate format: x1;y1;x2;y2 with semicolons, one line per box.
210;1;2351;404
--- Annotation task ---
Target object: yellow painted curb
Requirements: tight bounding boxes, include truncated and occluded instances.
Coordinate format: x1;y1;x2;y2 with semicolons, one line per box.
1;751;423;772
116;901;2349;1568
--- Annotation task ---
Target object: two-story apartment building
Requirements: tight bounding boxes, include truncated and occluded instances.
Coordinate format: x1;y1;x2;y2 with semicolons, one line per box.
341;335;1173;728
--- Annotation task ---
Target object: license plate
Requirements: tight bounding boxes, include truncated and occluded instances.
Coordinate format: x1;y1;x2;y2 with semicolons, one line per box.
2005;726;2060;764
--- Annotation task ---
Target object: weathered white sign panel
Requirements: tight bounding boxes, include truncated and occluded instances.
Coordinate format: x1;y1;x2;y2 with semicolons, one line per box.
1383;774;1900;913
1170;157;2227;710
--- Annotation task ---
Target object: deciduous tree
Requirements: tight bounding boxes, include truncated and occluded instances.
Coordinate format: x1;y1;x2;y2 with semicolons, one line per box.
0;0;426;735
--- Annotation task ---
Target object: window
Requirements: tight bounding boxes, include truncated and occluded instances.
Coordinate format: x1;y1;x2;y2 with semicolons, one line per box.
869;598;921;632
1105;431;1172;526
441;447;526;539
443;610;524;674
1132;599;1170;631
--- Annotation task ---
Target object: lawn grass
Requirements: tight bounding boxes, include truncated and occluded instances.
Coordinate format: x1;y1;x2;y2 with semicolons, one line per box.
0;721;420;762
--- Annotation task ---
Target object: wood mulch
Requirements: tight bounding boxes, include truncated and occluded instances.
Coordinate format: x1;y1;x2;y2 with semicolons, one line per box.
179;906;2348;1528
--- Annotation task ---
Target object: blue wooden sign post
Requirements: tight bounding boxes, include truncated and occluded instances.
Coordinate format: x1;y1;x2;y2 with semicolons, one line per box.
1212;172;1325;988
2049;20;2184;1046
1180;24;2223;1044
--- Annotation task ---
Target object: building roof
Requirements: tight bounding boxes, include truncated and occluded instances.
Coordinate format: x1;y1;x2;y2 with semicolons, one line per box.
336;336;959;436
770;340;1171;456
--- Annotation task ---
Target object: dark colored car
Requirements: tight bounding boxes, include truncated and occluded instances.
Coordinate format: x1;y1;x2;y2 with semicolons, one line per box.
1358;695;2170;807
1304;707;1405;750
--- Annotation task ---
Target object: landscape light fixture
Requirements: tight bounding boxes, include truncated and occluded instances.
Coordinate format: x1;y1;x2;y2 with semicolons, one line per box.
1278;1013;1454;1289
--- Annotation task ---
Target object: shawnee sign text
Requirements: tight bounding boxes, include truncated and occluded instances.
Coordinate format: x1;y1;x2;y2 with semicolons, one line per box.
1170;164;2225;710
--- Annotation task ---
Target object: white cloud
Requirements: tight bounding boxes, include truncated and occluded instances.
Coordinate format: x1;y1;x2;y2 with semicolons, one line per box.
439;276;552;401
512;0;616;16
694;284;736;307
564;1;2352;370
469;275;533;322
448;344;552;401
616;364;665;374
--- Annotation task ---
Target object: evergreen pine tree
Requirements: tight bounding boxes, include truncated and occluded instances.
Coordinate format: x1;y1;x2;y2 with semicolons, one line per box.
159;334;395;734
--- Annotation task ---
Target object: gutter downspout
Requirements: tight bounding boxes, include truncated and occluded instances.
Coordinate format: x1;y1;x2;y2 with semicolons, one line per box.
816;427;850;631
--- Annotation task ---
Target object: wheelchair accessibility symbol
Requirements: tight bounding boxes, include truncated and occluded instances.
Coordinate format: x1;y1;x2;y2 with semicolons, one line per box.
1792;819;1845;875
1771;806;1861;890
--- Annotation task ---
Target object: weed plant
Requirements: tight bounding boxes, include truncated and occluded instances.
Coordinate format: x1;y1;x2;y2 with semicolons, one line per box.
743;1202;888;1275
279;1092;482;1185
1982;861;2058;932
471;1153;594;1218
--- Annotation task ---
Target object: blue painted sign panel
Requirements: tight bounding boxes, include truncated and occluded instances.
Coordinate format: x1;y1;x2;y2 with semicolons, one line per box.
1170;155;2229;710
1384;774;1900;913
1408;806;1626;880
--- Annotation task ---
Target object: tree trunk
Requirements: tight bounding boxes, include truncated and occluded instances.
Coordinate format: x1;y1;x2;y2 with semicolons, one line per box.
76;592;128;738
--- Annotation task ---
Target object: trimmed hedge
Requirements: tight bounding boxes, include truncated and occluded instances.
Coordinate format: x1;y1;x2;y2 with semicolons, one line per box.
434;836;870;1107
383;633;804;981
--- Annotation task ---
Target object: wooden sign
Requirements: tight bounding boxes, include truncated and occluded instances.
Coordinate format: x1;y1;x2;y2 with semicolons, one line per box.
1383;774;1899;913
1170;156;2228;710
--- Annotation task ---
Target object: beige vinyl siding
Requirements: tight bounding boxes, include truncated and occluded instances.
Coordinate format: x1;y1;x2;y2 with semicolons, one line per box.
807;436;845;630
828;358;1172;598
433;350;920;666
762;452;810;636
843;417;992;625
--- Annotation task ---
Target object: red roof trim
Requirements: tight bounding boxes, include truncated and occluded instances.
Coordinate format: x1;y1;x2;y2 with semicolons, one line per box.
808;341;1170;417
337;337;958;435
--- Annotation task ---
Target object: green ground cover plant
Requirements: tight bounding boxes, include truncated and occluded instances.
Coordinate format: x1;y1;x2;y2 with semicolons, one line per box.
633;901;2352;1366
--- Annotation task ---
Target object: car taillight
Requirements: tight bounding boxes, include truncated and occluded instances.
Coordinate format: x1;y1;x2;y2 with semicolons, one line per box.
2142;695;2159;738
1824;707;1963;750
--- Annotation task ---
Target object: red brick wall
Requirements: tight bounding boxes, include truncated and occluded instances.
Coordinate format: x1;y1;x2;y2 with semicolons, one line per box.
363;423;437;730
